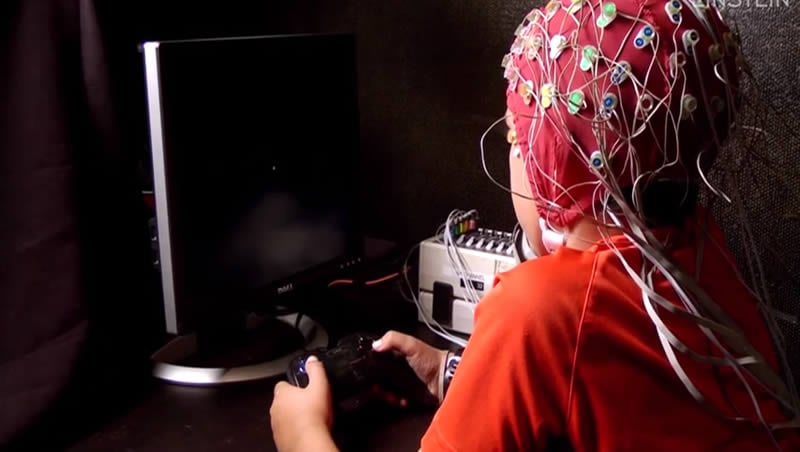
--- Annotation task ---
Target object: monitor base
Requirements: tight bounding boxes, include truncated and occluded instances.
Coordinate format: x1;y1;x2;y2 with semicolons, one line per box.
151;313;327;385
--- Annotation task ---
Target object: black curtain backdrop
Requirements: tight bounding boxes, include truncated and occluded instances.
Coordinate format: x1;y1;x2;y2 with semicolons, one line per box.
1;0;155;449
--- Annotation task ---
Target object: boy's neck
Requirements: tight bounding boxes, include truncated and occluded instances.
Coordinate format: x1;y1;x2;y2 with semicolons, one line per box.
564;217;624;251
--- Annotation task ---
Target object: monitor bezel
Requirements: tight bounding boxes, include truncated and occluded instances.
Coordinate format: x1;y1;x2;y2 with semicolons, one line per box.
141;34;363;336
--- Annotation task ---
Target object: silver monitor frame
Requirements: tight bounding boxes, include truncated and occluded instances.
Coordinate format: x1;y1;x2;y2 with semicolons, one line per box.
142;41;181;335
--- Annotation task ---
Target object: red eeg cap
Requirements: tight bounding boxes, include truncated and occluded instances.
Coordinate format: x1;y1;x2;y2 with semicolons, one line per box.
504;0;740;228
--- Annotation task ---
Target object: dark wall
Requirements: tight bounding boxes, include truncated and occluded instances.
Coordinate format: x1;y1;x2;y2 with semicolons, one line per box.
351;1;531;242
95;0;532;246
717;4;800;370
149;1;800;374
94;1;800;341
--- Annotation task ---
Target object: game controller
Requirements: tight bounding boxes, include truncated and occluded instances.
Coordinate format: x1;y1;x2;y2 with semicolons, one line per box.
287;332;430;412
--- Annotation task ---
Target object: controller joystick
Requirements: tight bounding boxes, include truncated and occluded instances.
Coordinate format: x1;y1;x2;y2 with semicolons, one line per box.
286;347;328;389
286;332;430;412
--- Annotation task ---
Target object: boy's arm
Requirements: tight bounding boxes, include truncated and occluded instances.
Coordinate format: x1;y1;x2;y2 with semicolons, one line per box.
290;424;339;452
419;273;575;451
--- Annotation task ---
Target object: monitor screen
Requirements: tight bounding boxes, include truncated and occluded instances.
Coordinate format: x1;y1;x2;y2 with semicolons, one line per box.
142;34;361;335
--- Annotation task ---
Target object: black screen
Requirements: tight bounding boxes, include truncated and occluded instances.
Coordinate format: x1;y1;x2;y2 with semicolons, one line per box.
154;34;360;322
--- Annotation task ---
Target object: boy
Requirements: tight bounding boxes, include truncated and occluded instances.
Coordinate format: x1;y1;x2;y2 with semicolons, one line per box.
270;0;800;450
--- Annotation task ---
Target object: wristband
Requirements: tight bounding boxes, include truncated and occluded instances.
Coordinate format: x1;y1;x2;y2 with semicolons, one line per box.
438;349;463;403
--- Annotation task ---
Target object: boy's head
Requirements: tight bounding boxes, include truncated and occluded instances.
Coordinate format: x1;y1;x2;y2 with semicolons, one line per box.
503;0;741;239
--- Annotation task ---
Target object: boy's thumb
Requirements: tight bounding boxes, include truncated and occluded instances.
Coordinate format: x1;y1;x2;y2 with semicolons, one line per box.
305;356;328;386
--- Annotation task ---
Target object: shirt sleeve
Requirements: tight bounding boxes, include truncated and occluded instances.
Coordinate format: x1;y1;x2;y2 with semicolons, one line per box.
419;268;577;452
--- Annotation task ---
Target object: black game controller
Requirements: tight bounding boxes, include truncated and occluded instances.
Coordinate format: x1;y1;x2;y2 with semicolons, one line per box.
287;332;431;413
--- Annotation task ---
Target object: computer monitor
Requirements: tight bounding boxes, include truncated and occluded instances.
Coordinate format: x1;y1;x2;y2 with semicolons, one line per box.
141;33;362;384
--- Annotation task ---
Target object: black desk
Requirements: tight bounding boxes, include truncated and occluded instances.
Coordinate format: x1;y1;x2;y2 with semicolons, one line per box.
65;279;455;452
65;375;434;452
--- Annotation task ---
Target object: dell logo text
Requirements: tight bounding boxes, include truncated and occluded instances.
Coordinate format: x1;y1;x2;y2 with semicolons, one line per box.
277;283;294;295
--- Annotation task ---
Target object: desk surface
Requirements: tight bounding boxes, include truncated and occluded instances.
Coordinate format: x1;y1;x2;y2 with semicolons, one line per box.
65;280;453;452
66;377;434;452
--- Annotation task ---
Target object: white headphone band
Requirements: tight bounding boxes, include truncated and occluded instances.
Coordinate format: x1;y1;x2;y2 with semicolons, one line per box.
539;218;566;253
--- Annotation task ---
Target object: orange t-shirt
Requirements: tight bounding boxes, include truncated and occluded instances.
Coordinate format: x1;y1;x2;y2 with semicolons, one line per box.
420;218;800;451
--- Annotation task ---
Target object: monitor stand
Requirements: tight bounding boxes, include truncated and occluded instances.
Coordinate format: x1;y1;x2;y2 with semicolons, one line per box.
150;312;327;385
